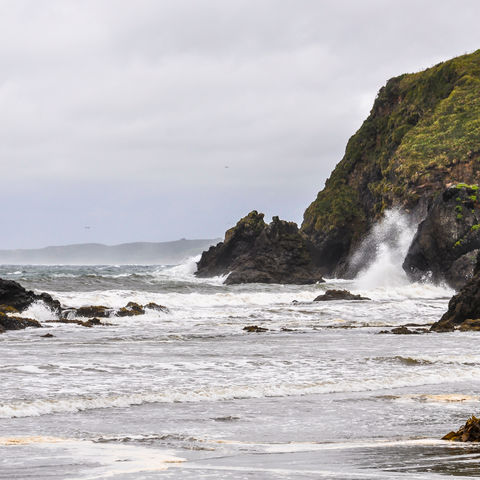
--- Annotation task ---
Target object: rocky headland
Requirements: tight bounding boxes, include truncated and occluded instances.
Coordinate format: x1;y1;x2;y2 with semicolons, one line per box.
196;211;324;284
196;49;480;287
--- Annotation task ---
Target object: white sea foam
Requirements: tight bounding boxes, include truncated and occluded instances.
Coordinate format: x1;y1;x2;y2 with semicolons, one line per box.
0;437;184;477
1;365;476;418
17;301;59;321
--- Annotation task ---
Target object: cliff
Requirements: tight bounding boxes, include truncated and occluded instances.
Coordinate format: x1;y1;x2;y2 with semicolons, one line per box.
197;50;480;285
301;49;480;276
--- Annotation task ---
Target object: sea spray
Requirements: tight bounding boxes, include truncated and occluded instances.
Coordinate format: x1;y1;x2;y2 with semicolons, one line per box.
350;210;417;289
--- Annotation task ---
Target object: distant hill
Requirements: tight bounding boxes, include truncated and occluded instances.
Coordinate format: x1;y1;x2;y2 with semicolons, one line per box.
0;239;220;265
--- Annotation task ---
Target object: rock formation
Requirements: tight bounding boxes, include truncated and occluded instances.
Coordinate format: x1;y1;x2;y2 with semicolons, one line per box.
196;211;324;284
403;185;480;289
196;50;480;284
431;252;480;331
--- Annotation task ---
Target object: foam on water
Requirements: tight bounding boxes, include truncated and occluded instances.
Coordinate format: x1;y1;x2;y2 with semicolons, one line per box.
0;363;476;418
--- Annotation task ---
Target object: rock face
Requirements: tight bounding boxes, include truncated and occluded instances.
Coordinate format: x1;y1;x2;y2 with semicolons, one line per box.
301;50;480;276
431;254;480;332
313;289;370;301
0;278;61;313
403;185;480;289
443;416;480;442
196;211;324;285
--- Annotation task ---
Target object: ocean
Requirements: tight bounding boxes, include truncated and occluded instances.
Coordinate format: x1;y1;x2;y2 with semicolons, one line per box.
1;227;480;478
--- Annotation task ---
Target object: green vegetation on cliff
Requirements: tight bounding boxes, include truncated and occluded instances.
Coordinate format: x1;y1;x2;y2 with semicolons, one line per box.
302;49;480;273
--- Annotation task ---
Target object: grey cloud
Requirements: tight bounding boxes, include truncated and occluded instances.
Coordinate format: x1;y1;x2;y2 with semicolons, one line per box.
0;0;479;248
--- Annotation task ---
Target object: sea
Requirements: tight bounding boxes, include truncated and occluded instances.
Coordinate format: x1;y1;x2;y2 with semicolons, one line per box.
2;212;480;479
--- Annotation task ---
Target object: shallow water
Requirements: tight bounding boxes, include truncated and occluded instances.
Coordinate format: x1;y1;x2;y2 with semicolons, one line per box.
1;261;480;479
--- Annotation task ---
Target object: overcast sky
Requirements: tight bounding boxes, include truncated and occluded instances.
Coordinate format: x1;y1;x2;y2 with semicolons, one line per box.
1;0;479;248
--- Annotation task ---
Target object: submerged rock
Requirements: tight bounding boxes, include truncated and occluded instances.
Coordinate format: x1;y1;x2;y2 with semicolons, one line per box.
378;326;427;334
0;278;61;313
313;289;370;301
432;253;480;332
52;317;107;328
243;325;268;333
0;312;41;332
403;185;480;289
443;416;480;442
196;211;324;285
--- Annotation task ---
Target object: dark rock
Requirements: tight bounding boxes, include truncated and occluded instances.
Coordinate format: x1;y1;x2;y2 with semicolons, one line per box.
313;289;370;301
391;326;416;334
145;302;169;313
52;317;107;328
41;333;55;338
0;278;61;313
74;305;112;318
432;254;480;332
196;211;325;285
243;325;268;333
115;302;145;317
403;185;480;289
443;415;480;442
379;326;427;334
0;312;41;332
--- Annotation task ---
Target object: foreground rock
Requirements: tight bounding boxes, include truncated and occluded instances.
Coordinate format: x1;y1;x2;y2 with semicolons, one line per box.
431;254;480;332
0;312;41;333
0;278;61;313
403;185;480;289
443;416;480;442
313;289;370;301
196;211;325;285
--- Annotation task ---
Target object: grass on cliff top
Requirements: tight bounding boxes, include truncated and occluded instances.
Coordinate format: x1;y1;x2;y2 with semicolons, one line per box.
302;49;480;238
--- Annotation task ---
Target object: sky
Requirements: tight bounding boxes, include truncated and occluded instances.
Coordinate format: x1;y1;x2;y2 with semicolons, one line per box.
1;0;479;248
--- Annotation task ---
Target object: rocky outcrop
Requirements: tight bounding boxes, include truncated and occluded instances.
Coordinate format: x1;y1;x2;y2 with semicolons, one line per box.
0;278;61;313
196;211;324;285
301;50;480;276
403;185;480;289
66;302;170;319
0;312;41;333
313;289;370;301
431;254;480;332
443;416;480;442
